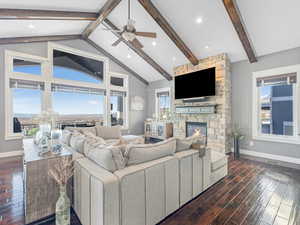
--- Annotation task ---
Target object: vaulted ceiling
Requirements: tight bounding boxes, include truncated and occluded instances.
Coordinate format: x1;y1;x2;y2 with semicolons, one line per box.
1;0;300;83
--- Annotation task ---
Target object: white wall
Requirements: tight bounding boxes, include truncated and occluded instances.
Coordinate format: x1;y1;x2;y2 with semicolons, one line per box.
0;39;147;153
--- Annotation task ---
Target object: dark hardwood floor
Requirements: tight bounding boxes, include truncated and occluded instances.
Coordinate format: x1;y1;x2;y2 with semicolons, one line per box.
0;155;299;225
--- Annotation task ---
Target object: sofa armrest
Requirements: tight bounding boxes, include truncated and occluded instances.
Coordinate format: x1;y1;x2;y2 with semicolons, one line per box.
74;158;120;225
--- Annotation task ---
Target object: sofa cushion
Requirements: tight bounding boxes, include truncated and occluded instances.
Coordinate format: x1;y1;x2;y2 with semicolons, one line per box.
87;145;126;172
70;132;86;154
96;125;121;140
125;138;176;166
211;151;228;172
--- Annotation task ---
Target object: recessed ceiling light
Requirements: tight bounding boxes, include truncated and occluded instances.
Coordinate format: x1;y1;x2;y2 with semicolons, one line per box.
196;17;203;24
172;57;176;61
152;41;157;46
28;24;35;29
127;53;132;58
205;45;209;49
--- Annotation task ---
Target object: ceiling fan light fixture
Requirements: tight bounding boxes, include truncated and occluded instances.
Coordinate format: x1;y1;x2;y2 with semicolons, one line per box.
122;32;136;42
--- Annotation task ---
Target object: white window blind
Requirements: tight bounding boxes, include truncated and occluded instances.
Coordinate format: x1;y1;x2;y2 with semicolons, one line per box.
256;73;297;87
10;79;44;90
111;90;126;97
51;83;105;95
157;91;169;97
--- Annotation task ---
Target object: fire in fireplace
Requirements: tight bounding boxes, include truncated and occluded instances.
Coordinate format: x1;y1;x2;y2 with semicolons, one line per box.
186;122;207;138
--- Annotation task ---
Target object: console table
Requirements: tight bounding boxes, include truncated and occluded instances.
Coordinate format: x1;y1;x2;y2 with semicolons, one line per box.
23;139;73;224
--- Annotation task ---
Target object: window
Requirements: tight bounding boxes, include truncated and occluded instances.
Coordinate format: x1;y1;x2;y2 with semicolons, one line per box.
53;49;104;84
5;44;129;140
155;87;171;120
109;73;129;128
110;91;126;126
253;65;300;144
13;58;42;75
111;76;124;87
11;80;43;137
52;84;105;128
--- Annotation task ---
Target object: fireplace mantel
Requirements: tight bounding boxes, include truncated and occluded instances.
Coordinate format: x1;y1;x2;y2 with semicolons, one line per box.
175;105;216;114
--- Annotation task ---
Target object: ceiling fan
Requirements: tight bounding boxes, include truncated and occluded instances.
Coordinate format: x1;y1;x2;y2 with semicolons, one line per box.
103;0;157;49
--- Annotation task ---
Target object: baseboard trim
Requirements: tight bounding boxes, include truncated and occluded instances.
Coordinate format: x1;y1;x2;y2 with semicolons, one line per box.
0;151;23;158
232;148;300;165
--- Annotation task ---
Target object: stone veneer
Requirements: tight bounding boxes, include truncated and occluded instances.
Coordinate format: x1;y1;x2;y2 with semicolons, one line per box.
173;53;232;154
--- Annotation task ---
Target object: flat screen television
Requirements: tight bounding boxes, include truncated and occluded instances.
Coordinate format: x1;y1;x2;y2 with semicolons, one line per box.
175;67;216;99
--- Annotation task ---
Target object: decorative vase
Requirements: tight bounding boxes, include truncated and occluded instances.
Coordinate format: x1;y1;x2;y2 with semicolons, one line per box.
56;185;70;225
233;137;240;160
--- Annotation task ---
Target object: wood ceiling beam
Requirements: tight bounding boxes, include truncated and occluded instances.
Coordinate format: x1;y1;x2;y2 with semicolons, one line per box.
138;0;199;66
0;35;81;45
222;0;257;63
84;38;149;85
0;8;98;21
103;19;173;81
82;0;121;38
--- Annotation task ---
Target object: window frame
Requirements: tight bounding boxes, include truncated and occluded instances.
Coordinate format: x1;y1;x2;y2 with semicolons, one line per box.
252;64;300;144
5;43;112;140
155;87;171;120
108;72;129;129
5;50;48;140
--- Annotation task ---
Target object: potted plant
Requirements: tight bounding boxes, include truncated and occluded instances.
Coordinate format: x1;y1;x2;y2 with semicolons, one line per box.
49;157;74;225
230;124;245;160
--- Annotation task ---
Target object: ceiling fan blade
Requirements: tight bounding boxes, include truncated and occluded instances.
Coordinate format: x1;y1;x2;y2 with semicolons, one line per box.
112;38;122;47
131;38;144;49
102;28;122;32
135;32;157;38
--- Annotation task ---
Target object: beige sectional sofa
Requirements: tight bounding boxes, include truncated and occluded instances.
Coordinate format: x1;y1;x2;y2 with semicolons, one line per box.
65;126;228;225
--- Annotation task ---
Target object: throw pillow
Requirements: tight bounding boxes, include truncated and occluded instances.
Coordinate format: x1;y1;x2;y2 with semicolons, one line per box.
95;125;121;140
84;131;106;145
87;145;126;172
176;136;205;152
70;132;86;154
83;135;106;156
66;126;97;136
61;130;72;146
125;137;176;166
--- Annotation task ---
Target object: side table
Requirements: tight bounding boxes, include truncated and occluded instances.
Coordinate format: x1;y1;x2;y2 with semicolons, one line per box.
23;139;73;224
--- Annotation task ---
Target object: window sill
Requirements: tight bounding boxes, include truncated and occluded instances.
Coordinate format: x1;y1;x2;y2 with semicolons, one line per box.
253;135;300;145
5;134;23;141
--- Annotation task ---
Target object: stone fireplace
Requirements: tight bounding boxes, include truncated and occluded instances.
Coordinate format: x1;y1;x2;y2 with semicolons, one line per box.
173;54;231;153
186;122;207;137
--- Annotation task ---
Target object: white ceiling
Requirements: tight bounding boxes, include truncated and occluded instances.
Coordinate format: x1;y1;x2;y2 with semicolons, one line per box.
0;20;89;38
237;0;300;57
1;0;300;82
